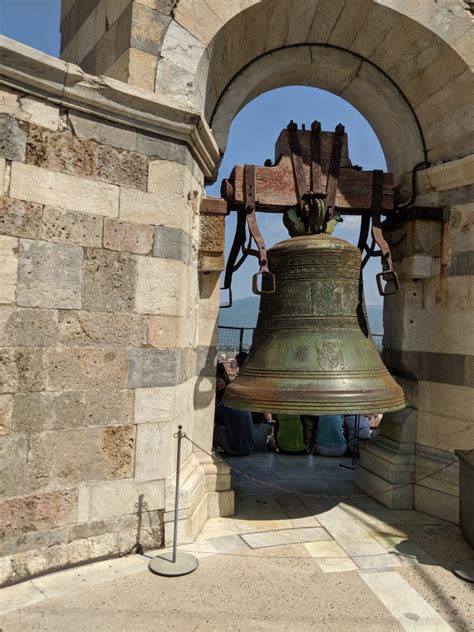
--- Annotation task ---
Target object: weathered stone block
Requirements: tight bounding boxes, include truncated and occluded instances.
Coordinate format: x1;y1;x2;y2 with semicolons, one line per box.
0;307;57;347
146;314;181;349
103;217;153;254
0;86;60;131
0;198;44;239
43;207;103;248
0;157;5;194
127;47;157;91
148;159;192;196
58;310;146;348
198;317;218;347
85;389;133;426
153;225;190;263
119;186;191;233
135;256;185;316
134;422;171;482
135;131;189;163
128;348;181;388
95;144;148;190
15;348;47;393
83;248;136;312
47;348;128;391
198;271;220;319
53;426;135;484
0;115;27;161
0;394;13;435
199;213;225;253
12;392;54;434
50;388;133;429
88;478;165;520
10;163;119;218
0;236;18;304
134;385;175;423
0;435;27;498
130;2;170;56
69;111;135;151
52;391;87;429
0;489;78;539
195;345;217;378
17;239;83;309
0;349;17;394
27;125;95;178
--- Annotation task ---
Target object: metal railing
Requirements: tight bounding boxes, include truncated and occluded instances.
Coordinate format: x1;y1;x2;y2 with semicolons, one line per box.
218;326;384;355
218;326;255;354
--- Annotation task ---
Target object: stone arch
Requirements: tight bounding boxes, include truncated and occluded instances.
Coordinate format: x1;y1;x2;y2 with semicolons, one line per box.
156;0;473;180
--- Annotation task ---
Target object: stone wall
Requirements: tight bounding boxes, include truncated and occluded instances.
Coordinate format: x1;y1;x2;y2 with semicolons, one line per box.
0;37;231;586
357;157;474;522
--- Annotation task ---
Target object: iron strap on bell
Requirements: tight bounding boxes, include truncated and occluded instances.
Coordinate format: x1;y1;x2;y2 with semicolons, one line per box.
218;121;407;415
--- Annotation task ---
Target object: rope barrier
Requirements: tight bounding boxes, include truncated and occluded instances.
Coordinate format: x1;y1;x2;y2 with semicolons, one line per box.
181;432;464;502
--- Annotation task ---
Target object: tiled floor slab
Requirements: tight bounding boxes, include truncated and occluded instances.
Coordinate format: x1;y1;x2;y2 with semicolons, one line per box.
304;540;348;558
358;571;454;631
0;580;46;616
206;535;251;554
316;557;358;572
241;526;332;549
353;554;402;570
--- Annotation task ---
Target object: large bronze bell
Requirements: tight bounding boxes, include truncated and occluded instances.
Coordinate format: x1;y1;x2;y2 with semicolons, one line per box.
224;234;406;414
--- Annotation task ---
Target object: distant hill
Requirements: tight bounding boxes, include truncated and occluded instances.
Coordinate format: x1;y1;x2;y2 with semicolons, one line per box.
219;296;383;334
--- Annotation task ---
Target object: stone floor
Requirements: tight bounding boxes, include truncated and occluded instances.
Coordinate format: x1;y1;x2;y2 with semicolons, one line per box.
1;452;473;631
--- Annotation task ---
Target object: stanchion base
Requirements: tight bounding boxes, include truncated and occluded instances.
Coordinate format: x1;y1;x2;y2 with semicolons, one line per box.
149;551;199;577
452;560;474;583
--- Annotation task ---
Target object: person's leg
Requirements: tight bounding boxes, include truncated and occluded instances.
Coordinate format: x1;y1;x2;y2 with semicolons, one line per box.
301;415;316;449
213;425;242;456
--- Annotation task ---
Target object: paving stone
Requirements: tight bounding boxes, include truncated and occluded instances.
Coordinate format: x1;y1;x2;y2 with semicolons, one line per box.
0;114;27;161
0;235;18;304
0;307;57;347
0;198;44;239
17;239;83;309
43;207;103;248
47;348;128;391
0;580;45;616
207;534;250;554
353;554;402;570
315;557;358;573
103;218;153;254
304;540;348;558
153;225;190;263
241;527;332;549
58;310;146;348
83;248;136;312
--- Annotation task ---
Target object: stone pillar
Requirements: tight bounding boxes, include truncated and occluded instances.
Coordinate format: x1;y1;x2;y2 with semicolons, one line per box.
0;38;231;586
358;156;474;523
60;0;174;91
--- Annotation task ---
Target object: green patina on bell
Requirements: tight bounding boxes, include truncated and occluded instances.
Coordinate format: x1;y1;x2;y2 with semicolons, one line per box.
224;233;406;414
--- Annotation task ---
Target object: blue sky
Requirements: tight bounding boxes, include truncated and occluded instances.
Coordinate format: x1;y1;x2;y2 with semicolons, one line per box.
1;0;386;306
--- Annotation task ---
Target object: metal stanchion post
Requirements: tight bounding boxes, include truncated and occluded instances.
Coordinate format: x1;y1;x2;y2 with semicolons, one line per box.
148;426;199;577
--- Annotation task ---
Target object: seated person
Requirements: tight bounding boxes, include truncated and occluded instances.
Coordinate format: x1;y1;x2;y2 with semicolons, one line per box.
214;403;255;456
252;411;277;452
344;414;372;453
235;351;248;372
314;415;347;457
274;414;307;454
301;415;318;451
